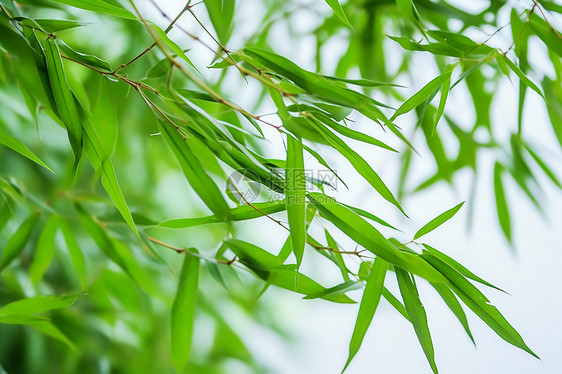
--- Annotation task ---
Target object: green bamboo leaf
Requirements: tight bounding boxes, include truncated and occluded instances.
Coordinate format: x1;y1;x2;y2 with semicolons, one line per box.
395;267;438;374
286;135;306;267
524;144;562;188
325;230;350;281
58;219;87;289
422;244;505;293
320;75;402;87
396;0;423;26
499;54;546;101
44;37;83;165
206;261;228;290
422;254;538;358
324;0;352;28
388;36;463;57
83;120;138;235
268;266;355;304
541;77;562;149
433;66;454;133
30;215;58;284
391;71;452;121
158;121;230;219
0;314;76;351
307;110;398;152
242;48;402;133
33;19;87;32
308;193;444;282
306;119;405;215
226;239;354;303
48;0;136;19
57;39;112;72
0;127;53;172
302;144;348;190
413;201;464;240
151;24;199;71
493;163;511;242
171;252;200;371
0;294;78;315
27;319;77;351
303;280;362;300
343;257;387;372
205;0;235;44
0;213;39;272
382;287;409;320
431;282;474;344
340;203;400;231
160;200;286;228
528;12;562;58
16;17;87;32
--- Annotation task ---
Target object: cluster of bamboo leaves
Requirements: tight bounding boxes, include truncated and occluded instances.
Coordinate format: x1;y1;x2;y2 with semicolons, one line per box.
0;0;560;372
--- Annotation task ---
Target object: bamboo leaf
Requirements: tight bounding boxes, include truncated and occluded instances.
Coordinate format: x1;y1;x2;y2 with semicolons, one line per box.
226;239;354;303
83;120;138;235
205;0;235;44
160;200;286;228
306;119;405;215
48;0;136;19
44;36;83;165
395;267;438;374
344;257;387;372
324;0;352;28
171;251;200;371
30;215;58;284
308;193;444;282
422;254;538;358
433;66;454;132
57;39;111;72
391;71;452;121
524;144;562;188
0;213;39;272
493;163;511;242
286;135;306;267
58;219;87;289
431;282;474;344
422;244;505;293
0;127;53;172
499;54;546;101
413;201;464;240
0;294;78;315
159;121;230;218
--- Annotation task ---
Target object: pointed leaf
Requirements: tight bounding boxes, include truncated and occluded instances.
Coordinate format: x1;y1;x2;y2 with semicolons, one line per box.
493;163;511;242
171;251;200;371
286;135;306;267
325;0;352;27
0;127;53;172
395;267;438;373
391;71;452;121
414;202;464;240
30;215;58;284
0;213;39;272
422;253;538;358
344;257;387;372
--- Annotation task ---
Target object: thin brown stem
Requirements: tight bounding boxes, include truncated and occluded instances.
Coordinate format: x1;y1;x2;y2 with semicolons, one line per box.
61;54;160;94
128;2;281;130
532;0;562;39
147;236;237;265
114;3;191;73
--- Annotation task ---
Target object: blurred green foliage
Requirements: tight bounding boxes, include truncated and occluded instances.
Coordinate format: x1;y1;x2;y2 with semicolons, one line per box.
0;0;561;372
